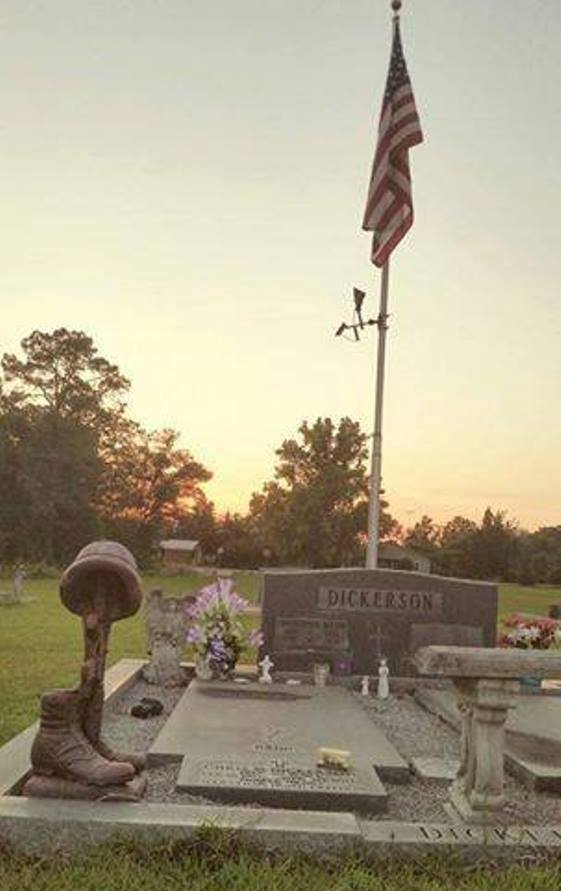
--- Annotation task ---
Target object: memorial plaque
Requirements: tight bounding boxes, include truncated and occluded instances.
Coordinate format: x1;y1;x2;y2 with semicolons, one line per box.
273;617;349;652
409;623;483;652
179;756;379;811
261;568;497;675
149;679;410;812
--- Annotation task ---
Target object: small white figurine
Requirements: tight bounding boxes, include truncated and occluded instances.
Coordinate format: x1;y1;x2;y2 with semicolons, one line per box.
258;654;274;684
378;657;389;700
361;675;370;697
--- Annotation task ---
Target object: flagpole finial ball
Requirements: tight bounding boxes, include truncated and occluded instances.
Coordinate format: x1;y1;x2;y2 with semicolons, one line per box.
391;0;402;12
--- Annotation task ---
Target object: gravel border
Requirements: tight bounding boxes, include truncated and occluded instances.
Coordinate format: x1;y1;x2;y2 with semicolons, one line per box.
102;679;561;825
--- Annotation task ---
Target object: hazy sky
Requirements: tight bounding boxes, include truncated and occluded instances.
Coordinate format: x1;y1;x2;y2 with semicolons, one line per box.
2;1;560;530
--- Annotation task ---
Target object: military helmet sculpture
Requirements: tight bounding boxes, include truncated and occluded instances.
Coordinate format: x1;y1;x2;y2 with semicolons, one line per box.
24;541;146;801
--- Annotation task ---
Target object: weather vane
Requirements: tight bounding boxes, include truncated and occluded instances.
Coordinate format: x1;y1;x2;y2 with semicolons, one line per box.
335;288;388;342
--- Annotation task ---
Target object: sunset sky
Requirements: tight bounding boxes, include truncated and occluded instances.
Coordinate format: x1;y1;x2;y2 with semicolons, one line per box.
2;0;560;531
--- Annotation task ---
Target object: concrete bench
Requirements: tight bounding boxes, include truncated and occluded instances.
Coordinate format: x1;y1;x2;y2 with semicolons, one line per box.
414;646;561;823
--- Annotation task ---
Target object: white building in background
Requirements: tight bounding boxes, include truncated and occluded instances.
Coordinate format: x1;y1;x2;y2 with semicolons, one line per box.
378;543;431;574
159;539;202;567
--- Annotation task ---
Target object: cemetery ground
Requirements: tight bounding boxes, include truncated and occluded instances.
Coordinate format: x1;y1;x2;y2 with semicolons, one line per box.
1;572;561;888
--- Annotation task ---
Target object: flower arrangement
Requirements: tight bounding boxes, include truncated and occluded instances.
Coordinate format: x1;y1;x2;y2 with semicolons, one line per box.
500;614;561;650
186;577;263;677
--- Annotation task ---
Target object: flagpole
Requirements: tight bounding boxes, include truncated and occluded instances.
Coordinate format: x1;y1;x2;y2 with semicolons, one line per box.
366;259;390;568
362;0;421;568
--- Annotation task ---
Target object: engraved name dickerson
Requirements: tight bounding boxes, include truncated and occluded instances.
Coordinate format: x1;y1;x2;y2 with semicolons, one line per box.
317;587;444;614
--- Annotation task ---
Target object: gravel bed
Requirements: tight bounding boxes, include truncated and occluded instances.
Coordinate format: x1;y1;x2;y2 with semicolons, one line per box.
103;680;184;755
101;679;560;825
355;690;561;826
104;680;220;807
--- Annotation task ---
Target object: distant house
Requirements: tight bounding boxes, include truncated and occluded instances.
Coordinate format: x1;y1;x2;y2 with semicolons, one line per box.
378;543;431;574
160;539;202;566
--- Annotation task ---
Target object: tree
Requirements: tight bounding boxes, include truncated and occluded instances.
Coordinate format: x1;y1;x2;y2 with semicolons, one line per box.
471;508;518;581
1;328;129;428
173;497;218;560
215;512;262;569
249;417;398;567
403;515;440;556
437;515;479;578
98;423;212;564
0;329;129;563
0;329;212;567
507;526;561;586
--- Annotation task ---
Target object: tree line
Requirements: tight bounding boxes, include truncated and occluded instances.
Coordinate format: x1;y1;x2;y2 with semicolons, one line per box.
0;329;559;584
403;512;561;586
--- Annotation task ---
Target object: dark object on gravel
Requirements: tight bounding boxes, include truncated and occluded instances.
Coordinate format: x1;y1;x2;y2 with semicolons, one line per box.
131;697;164;719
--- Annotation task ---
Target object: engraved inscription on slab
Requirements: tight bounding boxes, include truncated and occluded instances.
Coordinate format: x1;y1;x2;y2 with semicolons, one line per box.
273;617;350;652
317;587;444;615
252;725;298;755
190;759;358;792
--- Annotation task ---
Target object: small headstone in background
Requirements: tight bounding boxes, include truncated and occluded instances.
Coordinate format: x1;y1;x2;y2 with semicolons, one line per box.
13;566;25;602
142;589;192;687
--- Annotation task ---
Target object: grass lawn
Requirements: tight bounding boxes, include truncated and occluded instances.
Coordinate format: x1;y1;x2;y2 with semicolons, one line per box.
0;570;260;746
1;835;561;890
498;583;561;620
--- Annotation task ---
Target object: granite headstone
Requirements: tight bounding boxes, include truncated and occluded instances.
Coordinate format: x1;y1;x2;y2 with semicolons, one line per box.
260;568;497;676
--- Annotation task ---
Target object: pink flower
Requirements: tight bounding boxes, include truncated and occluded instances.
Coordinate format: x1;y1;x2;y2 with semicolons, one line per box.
248;629;264;648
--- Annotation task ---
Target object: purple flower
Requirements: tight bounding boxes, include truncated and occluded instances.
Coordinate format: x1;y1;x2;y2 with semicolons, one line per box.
186;626;205;645
185;576;255;660
248;629;264;648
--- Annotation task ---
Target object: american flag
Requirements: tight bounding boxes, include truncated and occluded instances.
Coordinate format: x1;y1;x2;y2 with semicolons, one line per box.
362;15;423;268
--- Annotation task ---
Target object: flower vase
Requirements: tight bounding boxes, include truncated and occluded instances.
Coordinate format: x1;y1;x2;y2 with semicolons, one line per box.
195;654;214;680
313;662;330;687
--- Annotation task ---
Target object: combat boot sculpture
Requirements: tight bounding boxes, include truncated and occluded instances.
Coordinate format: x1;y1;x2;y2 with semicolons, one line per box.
23;542;146;800
31;690;135;786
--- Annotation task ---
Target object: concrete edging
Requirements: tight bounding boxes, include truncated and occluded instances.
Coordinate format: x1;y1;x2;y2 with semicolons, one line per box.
2;659;561;860
1;796;561;860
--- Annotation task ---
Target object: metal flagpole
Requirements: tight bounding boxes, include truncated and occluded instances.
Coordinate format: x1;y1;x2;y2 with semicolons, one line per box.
366;260;390;568
358;0;422;567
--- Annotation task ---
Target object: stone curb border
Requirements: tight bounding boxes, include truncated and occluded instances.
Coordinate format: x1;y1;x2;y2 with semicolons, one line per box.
2;659;561;861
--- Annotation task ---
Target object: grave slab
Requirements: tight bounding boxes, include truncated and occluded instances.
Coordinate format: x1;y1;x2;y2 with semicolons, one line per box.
149;680;409;813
